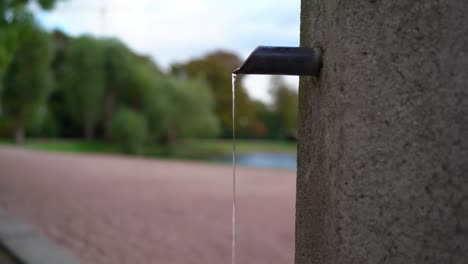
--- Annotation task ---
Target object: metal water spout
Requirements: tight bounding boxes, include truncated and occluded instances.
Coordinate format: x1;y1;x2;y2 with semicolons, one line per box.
233;46;322;76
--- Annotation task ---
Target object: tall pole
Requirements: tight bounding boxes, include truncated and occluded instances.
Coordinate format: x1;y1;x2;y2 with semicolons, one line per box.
100;0;106;36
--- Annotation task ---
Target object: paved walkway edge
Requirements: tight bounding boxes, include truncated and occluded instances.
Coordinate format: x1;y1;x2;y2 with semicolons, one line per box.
0;209;80;264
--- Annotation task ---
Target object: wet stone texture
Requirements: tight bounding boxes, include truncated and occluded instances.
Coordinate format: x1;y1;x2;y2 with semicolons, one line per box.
296;1;468;264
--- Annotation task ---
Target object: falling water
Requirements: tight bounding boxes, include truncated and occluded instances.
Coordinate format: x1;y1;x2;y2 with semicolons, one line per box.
231;73;237;264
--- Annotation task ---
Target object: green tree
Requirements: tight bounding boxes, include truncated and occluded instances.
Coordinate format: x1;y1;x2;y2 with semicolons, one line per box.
115;55;175;144
167;77;219;141
2;22;54;143
112;107;148;154
270;76;298;138
1;0;57;24
251;100;281;139
136;69;169;143
45;29;77;137
171;51;254;137
141;76;219;144
101;38;136;140
120;54;162;110
62;36;105;140
0;0;58;91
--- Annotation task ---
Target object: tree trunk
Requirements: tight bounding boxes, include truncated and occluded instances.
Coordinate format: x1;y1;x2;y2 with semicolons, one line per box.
14;118;24;144
167;126;177;144
103;89;115;141
83;118;94;141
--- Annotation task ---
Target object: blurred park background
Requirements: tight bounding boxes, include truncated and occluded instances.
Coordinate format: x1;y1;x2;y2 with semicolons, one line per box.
0;0;298;263
0;0;299;165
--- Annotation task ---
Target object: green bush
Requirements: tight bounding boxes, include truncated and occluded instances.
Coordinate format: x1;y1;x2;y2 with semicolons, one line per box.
112;108;148;155
0;115;15;138
40;110;60;138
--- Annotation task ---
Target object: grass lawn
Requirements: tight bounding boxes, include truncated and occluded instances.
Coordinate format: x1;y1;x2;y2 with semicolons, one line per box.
181;139;296;154
148;139;296;160
25;139;118;153
0;138;296;160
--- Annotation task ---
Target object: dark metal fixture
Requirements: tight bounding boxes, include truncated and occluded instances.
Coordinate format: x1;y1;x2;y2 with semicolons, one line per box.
233;46;322;76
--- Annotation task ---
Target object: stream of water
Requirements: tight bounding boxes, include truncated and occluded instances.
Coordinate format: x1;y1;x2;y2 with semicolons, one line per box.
231;73;237;264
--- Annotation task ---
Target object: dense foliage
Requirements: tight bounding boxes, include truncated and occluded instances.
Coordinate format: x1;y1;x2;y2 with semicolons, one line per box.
0;2;298;154
171;51;254;137
112;107;148;154
62;35;106;140
2;22;53;143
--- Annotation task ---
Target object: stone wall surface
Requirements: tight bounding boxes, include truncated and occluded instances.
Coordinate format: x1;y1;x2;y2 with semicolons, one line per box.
296;1;468;263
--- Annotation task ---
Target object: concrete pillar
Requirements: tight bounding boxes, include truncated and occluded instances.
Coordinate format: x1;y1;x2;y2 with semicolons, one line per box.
296;1;468;263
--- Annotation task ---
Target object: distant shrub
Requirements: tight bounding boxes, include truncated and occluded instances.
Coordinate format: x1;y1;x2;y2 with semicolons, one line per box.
112;108;148;155
41;111;60;138
0;115;15;138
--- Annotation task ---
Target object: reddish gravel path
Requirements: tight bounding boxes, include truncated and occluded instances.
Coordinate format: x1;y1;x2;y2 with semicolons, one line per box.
0;146;296;264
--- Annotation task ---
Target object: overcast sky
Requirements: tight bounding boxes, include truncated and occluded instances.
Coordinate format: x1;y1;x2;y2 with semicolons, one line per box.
33;0;300;103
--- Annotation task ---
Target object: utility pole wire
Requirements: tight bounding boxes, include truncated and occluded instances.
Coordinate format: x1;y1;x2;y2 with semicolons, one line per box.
100;0;106;35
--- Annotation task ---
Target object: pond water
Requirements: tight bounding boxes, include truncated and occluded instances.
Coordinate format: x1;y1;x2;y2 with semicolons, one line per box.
214;153;297;170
